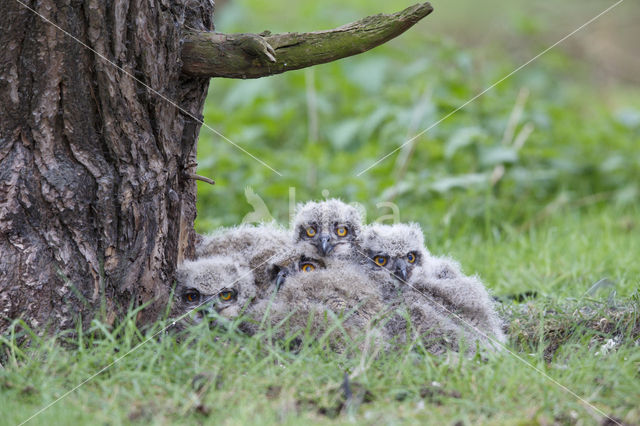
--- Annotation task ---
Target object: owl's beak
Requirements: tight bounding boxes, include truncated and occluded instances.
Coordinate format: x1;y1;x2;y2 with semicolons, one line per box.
202;300;217;320
394;259;408;282
316;234;334;256
275;268;288;290
189;301;216;326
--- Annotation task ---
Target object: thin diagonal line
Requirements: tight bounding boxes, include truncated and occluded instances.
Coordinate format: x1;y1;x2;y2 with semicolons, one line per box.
13;0;283;177
356;0;625;176
17;249;289;426
355;248;621;425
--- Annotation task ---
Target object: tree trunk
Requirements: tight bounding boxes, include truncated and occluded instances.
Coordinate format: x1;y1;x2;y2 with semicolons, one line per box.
0;1;433;334
0;0;214;332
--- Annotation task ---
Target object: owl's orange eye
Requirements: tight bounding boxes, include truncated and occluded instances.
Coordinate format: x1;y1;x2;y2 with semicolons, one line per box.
336;226;348;237
306;227;316;237
218;290;236;301
373;256;388;267
407;253;416;263
183;290;200;303
300;263;316;272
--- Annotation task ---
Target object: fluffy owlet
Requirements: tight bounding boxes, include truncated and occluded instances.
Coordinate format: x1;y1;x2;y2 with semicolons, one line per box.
263;244;327;291
196;223;293;295
292;199;363;260
386;289;491;355
244;256;389;352
360;223;505;353
170;256;257;331
409;256;507;349
358;223;428;302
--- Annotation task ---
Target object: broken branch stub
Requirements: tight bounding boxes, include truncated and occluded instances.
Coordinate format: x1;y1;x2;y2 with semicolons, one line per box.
181;2;433;79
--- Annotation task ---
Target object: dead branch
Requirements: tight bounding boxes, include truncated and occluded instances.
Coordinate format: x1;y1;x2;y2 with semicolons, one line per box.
186;173;216;185
181;2;433;79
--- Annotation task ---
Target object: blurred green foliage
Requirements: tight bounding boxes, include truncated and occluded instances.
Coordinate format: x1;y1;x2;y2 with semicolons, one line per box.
196;1;639;235
195;0;640;300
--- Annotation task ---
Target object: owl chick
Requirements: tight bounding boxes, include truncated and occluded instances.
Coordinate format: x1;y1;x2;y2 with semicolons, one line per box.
360;223;505;353
410;256;507;348
196;223;294;295
293;199;363;260
359;222;427;283
244;256;389;353
170;255;257;332
264;244;327;291
387;290;489;355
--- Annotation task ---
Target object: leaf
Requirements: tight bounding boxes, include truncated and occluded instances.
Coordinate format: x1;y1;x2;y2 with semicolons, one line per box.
614;108;640;129
329;119;362;149
362;105;393;140
614;185;639;206
223;79;272;110
479;146;519;167
430;173;489;193
599;155;626;172
444;127;485;159
377;181;415;201
510;167;558;183
345;57;389;92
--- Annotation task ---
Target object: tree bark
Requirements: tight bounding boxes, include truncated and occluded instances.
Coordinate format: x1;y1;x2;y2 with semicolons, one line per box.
181;2;433;79
0;1;432;334
0;0;213;332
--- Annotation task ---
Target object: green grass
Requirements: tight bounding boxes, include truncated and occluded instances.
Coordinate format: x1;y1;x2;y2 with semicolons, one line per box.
3;0;640;424
2;205;639;425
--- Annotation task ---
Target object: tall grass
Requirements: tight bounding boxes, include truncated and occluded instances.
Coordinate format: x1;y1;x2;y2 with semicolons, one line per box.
3;0;639;424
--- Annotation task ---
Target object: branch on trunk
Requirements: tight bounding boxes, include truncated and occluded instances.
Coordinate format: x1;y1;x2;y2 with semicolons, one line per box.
186;172;216;185
181;2;433;79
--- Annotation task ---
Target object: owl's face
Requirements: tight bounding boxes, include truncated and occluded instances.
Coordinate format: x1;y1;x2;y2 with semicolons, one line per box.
367;249;422;282
360;223;427;282
293;199;362;258
271;255;326;290
172;256;257;328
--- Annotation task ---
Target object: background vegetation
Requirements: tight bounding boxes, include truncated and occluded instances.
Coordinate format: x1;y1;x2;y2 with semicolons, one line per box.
196;0;640;299
2;0;639;424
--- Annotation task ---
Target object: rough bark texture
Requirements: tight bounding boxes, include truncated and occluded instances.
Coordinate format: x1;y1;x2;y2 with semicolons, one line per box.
0;0;433;334
181;2;433;79
0;0;214;332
